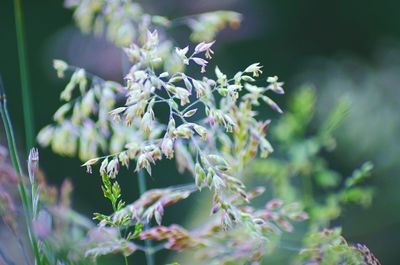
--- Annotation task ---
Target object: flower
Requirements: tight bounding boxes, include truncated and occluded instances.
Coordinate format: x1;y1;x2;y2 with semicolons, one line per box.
244;63;263;77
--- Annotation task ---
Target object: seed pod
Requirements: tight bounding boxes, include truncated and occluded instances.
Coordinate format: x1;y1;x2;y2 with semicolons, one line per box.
193;125;208;140
211;203;220;215
206;167;215;187
195;163;206;189
53;59;68;78
183;109;197;118
262;96;283;114
100;158;108;176
161;137;174;159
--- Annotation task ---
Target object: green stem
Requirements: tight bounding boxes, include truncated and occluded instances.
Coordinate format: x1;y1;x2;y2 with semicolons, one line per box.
13;0;35;150
0;79;41;264
138;170;155;265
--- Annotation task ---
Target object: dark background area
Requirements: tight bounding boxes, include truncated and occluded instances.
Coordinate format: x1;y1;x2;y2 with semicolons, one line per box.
1;0;399;264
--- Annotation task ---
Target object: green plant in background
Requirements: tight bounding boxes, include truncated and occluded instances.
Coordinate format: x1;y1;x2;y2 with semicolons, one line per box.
297;228;380;265
250;86;374;228
248;85;376;264
296;52;400;264
0;0;381;264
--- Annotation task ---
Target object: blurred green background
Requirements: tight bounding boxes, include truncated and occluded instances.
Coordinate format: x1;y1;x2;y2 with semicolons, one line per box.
1;0;399;264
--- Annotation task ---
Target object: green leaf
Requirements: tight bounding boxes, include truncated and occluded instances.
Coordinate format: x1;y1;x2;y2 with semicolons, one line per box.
345;162;373;188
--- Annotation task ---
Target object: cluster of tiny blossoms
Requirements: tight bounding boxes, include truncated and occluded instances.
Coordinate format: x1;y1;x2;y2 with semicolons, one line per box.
38;28;294;258
84;33;287;229
37;0;305;262
64;0;242;45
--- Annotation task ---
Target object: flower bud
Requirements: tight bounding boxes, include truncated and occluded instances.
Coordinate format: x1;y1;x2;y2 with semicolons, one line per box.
161;137;174;159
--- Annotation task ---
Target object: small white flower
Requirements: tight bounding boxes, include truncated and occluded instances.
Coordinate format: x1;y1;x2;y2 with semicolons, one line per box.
161;137;174;159
175;46;189;58
53;59;68;78
244;63;263;77
267;76;285;94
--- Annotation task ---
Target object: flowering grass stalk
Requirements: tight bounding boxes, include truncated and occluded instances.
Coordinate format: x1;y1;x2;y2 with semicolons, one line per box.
0;77;41;264
122;48;155;265
33;1;381;264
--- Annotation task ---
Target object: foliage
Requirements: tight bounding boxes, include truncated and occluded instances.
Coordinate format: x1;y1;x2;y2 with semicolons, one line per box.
247;86;377;264
250;86;374;229
0;0;380;265
297;228;380;265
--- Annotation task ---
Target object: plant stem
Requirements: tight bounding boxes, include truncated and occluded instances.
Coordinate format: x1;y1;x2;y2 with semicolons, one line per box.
138;170;155;265
0;78;41;264
121;50;154;265
121;52;154;265
13;0;35;150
